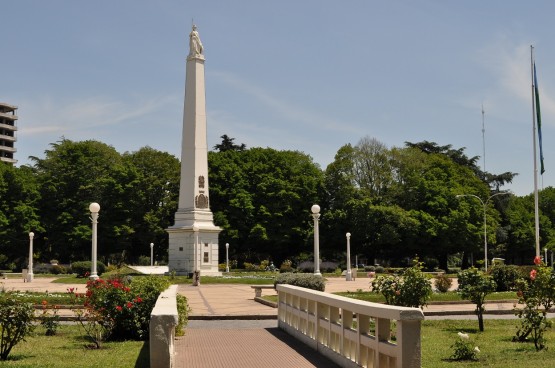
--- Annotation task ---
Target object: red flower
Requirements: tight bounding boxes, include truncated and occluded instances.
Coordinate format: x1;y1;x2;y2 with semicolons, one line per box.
126;302;133;309
534;256;542;265
41;300;48;306
530;269;537;280
135;297;142;303
85;272;90;277
116;305;123;312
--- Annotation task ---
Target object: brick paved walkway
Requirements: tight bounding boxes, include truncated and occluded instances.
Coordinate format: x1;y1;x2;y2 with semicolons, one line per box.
174;322;341;368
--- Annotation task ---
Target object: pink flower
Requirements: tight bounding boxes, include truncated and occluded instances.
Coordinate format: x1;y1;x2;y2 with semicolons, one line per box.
530;269;537;280
534;256;542;265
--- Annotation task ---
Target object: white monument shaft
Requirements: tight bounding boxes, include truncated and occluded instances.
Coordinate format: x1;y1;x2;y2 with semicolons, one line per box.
168;25;221;276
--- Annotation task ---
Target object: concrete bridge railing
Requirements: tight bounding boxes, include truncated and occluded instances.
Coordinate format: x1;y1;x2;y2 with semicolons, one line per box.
150;285;179;368
276;284;425;368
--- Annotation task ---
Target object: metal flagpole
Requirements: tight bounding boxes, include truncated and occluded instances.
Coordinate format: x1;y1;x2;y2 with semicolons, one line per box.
531;45;540;257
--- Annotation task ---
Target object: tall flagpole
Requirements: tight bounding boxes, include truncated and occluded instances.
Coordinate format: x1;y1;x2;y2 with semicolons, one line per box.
482;104;486;175
531;45;540;257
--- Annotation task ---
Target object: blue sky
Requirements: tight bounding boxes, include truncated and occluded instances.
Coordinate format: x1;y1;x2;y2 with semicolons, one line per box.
2;1;555;196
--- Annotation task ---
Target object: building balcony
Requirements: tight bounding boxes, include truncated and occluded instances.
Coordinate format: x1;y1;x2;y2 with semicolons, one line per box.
0;112;18;121
0;135;16;143
0;146;16;153
0;122;17;131
0;157;17;164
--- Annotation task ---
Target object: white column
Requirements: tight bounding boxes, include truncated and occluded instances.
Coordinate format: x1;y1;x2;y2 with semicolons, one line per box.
27;232;34;282
346;232;352;281
311;204;321;276
225;243;230;273
89;202;100;280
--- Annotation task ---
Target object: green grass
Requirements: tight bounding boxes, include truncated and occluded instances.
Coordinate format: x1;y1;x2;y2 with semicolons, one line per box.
422;319;555;367
336;290;517;303
0;325;148;367
1;291;75;305
53;272;278;285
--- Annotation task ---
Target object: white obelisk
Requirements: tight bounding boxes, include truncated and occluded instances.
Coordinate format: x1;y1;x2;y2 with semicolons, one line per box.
167;25;221;276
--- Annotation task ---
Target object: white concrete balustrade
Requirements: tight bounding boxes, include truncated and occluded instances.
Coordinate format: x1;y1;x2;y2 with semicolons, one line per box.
276;284;424;368
150;285;179;368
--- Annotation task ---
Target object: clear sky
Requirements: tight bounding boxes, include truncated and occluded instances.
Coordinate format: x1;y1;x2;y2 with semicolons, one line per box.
2;1;555;196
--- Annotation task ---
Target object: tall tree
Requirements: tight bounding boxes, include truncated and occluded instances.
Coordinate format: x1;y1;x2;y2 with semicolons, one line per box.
213;134;246;152
0;164;42;268
208;147;323;264
31;139;132;262
122;147;180;262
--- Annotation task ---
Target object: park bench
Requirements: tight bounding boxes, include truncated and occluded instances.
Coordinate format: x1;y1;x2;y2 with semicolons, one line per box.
2;269;27;281
250;285;275;298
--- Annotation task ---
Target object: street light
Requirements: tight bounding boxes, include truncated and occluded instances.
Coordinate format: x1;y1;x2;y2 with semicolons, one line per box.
346;232;352;281
225;243;230;273
27;232;34;282
89;202;100;280
456;192;510;272
150;243;154;266
311;204;321;276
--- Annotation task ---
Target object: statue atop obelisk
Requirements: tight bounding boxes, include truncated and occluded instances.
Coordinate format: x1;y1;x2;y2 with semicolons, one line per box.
167;25;221;277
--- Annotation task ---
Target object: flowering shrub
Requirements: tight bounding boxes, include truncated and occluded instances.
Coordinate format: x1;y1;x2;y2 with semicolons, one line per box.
0;296;35;360
39;300;60;336
71;275;170;343
513;256;555;350
449;332;479;361
371;258;432;308
457;267;496;332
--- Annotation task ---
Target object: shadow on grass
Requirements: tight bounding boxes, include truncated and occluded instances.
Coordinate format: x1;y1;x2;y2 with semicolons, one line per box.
134;341;149;367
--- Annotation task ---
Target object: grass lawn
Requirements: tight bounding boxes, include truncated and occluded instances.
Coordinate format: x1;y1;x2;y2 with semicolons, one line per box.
1;325;148;367
336;290;517;303
422;319;555;367
53;272;278;285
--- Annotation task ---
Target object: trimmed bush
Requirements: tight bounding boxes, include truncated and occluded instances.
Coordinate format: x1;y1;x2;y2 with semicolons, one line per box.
490;264;521;292
364;265;376;272
176;294;190;337
274;273;325;291
50;264;67;275
71;261;106;277
435;273;453;293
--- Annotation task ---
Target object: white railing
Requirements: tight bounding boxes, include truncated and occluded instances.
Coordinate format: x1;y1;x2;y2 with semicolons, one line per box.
276;284;424;368
150;285;179;368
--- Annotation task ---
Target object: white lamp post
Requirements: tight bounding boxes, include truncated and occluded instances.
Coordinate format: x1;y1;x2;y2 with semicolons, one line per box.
544;247;548;264
456;192;509;272
225;243;230;273
311;204;321;276
346;232;352;281
27;232;34;282
89;202;100;280
150;243;154;266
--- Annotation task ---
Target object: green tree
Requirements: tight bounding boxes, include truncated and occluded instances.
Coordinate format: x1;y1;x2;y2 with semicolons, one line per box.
457;267;496;331
31;139;133;262
0;164;42;268
208;147;323;264
122;147;180;263
213;134;246;152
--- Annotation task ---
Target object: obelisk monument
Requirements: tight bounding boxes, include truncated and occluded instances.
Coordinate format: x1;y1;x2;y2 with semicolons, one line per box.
167;25;221;277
